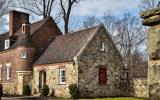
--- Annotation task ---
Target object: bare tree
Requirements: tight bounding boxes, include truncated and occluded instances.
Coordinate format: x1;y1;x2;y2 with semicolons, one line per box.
60;0;80;34
0;0;11;16
140;0;160;11
0;0;11;33
82;16;101;28
13;0;56;18
102;11;117;36
114;13;147;78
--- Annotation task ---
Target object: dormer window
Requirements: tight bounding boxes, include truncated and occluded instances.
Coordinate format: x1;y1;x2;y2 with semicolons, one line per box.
100;42;105;51
5;39;10;49
21;51;27;59
22;23;30;35
22;24;25;34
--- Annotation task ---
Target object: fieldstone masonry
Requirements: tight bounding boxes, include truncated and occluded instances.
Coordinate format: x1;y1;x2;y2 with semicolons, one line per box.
140;8;160;99
77;27;124;97
132;78;148;98
33;62;78;97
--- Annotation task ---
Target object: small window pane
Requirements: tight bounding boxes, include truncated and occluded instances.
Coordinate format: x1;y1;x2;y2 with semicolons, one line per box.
6;64;11;80
100;42;105;51
5;39;10;49
59;69;65;84
21;51;27;58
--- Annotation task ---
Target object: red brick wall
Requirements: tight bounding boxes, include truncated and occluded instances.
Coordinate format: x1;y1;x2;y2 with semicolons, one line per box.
0;46;35;83
9;11;29;36
0;50;16;83
32;18;62;56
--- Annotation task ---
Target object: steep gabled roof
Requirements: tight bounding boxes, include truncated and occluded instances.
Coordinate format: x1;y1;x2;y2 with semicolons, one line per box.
34;25;101;65
0;17;53;51
14;17;51;36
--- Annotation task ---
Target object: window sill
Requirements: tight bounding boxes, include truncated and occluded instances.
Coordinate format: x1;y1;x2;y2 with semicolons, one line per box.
58;83;66;85
21;57;27;59
100;50;106;52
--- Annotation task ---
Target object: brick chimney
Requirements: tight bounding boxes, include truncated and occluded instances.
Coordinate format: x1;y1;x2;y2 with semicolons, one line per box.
9;10;29;36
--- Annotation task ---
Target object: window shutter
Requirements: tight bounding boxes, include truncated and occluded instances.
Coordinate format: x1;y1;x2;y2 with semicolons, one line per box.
99;67;106;85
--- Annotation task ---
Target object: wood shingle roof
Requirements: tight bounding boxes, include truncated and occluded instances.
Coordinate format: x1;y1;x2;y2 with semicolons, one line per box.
34;25;101;65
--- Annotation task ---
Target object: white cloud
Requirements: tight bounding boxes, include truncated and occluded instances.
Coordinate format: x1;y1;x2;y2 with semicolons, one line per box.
72;0;141;16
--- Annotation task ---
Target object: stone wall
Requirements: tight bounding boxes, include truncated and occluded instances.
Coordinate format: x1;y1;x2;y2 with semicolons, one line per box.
3;83;16;95
77;27;125;97
148;60;160;99
140;8;160;99
33;62;78;97
132;78;149;98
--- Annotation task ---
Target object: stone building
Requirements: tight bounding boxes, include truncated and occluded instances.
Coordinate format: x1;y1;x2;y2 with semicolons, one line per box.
33;25;125;97
0;10;145;98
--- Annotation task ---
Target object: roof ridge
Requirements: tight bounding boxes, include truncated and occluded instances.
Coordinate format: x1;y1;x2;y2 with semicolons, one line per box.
0;32;9;36
56;24;102;38
70;24;101;34
31;17;50;25
34;24;102;65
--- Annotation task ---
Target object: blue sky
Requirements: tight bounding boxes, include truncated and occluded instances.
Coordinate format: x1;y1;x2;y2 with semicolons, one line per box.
1;0;141;33
71;0;141;17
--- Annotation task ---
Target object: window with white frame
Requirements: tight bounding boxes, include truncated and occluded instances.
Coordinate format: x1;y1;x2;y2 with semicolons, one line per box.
0;65;2;80
5;39;10;49
22;24;25;34
100;42;105;51
59;69;65;84
21;51;27;59
6;63;11;80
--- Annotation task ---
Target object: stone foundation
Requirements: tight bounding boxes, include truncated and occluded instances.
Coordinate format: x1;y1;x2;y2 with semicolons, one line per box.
2;83;17;95
133;78;149;98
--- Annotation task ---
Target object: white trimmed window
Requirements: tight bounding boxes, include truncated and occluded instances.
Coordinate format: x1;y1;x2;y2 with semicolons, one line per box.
0;65;2;80
100;42;105;51
21;51;27;59
6;63;11;80
22;24;25;34
5;39;10;49
59;69;65;84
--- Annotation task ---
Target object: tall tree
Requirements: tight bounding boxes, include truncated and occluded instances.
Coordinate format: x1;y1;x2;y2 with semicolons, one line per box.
140;0;160;11
102;11;117;34
14;0;55;18
82;16;101;28
114;13;147;78
0;0;11;33
60;0;80;34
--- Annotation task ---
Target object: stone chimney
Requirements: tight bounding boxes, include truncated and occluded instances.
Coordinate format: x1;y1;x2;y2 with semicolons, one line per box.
9;10;29;36
140;8;160;99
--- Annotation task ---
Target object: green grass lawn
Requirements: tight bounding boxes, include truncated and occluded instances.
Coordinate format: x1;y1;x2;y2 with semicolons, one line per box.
94;97;145;100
